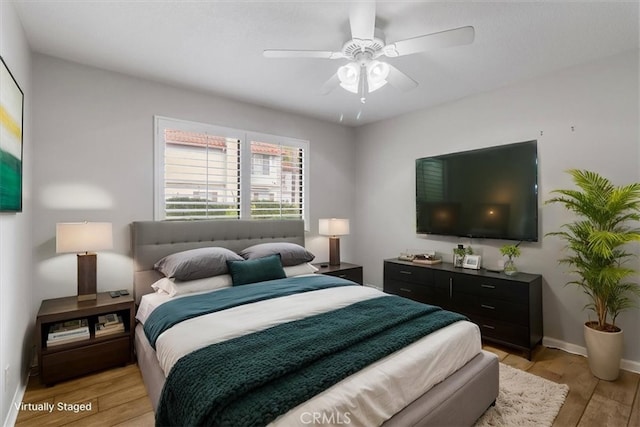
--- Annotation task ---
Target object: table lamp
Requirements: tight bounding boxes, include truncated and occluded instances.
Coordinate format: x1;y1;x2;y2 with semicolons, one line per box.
56;222;113;301
319;218;350;266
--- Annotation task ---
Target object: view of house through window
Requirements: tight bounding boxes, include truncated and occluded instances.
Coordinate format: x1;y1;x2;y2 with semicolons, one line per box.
163;129;241;219
250;140;304;220
155;117;308;223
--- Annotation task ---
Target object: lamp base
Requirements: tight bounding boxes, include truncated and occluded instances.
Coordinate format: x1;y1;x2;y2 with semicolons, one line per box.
329;237;341;266
77;253;97;301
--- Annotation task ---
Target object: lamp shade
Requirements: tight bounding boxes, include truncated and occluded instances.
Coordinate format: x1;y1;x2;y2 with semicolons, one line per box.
319;218;350;237
56;222;113;253
366;60;389;93
337;63;360;94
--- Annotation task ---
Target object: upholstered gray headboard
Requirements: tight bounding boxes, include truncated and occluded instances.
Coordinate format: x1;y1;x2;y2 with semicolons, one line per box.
131;219;305;304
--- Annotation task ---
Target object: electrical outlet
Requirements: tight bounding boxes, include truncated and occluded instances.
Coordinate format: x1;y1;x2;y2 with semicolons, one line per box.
4;365;9;392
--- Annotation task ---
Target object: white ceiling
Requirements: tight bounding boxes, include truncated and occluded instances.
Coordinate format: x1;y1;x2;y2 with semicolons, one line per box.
12;1;640;126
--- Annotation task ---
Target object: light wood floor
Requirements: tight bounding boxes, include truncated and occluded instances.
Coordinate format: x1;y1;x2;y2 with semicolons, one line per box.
14;345;640;427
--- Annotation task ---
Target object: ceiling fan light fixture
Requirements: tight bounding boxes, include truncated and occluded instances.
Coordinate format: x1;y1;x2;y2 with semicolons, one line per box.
264;3;475;101
366;60;390;92
338;63;360;93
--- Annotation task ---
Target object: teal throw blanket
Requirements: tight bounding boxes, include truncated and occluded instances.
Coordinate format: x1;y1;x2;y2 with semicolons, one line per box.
144;275;356;348
156;294;466;427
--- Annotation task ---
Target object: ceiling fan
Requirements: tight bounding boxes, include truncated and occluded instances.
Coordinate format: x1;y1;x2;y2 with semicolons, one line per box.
263;3;474;103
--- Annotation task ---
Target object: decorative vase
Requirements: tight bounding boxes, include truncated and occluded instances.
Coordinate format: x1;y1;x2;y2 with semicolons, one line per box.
503;258;518;276
584;322;623;381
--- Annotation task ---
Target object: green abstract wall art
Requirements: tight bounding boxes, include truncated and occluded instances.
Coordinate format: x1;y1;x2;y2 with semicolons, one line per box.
0;56;24;212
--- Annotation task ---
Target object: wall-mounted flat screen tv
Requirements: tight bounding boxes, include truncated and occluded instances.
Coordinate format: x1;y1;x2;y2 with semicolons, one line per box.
416;140;538;241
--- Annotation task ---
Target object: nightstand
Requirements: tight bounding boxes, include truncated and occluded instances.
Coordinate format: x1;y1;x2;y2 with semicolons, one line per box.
36;292;135;386
312;262;363;285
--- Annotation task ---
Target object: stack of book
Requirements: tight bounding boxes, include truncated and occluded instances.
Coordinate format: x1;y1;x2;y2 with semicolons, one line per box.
47;319;90;347
95;313;125;337
412;254;442;265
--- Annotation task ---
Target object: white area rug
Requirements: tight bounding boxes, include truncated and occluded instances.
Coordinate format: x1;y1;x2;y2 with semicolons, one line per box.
475;363;569;427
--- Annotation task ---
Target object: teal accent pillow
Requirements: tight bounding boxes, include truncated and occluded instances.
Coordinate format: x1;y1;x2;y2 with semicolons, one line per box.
227;254;286;286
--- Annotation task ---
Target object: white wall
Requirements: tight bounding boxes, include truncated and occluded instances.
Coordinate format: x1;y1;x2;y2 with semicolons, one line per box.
31;54;356;303
353;49;640;365
0;2;33;426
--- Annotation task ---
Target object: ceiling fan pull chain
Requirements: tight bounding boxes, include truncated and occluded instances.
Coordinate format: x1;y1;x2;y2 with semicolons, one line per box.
359;64;367;104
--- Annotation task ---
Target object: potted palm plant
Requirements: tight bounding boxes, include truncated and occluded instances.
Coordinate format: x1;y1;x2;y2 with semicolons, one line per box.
546;169;640;380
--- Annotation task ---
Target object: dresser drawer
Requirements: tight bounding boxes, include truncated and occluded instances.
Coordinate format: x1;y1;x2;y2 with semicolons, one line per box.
384;261;434;284
384;279;431;302
454;275;528;302
466;314;530;348
454;292;528;325
384;279;450;307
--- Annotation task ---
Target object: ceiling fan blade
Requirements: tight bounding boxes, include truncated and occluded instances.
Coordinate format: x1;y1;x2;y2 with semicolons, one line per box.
384;26;475;57
320;73;341;95
386;65;418;91
263;50;344;59
349;2;376;41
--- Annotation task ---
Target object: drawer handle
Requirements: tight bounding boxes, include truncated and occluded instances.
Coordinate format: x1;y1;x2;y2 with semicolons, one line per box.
480;304;495;310
482;324;496;330
399;288;412;293
481;284;496;289
399;270;412;275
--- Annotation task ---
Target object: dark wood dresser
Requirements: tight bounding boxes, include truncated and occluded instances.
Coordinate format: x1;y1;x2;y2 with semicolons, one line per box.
384;258;542;359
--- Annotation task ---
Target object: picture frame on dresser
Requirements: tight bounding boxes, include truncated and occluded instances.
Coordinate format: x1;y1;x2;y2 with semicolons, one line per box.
462;255;482;270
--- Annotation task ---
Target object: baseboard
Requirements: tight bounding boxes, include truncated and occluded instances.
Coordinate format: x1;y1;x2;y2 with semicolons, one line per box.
543;336;640;374
3;380;27;427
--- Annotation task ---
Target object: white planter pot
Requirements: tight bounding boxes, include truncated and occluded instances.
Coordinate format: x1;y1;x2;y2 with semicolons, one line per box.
584;322;623;381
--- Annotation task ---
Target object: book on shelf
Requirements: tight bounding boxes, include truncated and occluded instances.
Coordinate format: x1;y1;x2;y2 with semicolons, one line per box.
97;313;120;326
46;331;90;347
95;314;124;337
48;319;89;340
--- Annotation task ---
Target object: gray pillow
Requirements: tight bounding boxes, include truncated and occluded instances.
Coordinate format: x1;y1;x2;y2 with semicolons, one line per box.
154;247;243;281
239;242;315;267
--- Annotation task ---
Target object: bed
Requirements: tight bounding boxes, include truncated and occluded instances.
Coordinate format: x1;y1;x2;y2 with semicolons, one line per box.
132;219;499;426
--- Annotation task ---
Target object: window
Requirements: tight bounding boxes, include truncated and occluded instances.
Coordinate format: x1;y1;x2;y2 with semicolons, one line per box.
154;117;309;224
249;139;305;220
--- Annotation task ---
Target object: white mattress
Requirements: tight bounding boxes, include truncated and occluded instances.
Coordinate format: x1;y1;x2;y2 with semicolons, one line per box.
137;285;481;427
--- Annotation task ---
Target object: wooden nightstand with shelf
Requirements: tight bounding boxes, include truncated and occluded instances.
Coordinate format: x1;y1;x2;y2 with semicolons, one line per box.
312;262;363;285
36;292;135;386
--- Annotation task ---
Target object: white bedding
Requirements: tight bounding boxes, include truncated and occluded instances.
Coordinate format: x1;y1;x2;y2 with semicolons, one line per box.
137;284;481;427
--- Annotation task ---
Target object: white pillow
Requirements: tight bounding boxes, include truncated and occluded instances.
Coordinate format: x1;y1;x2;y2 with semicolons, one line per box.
151;274;233;297
283;263;318;277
